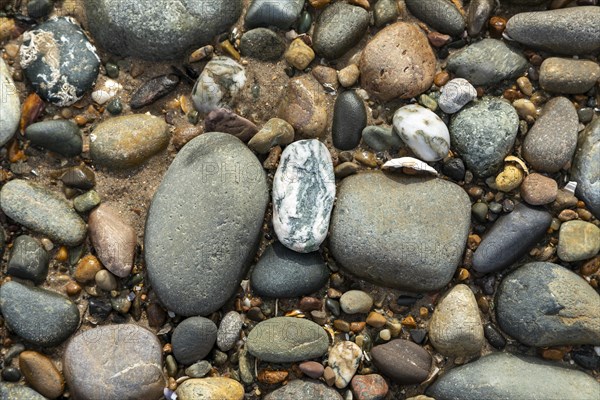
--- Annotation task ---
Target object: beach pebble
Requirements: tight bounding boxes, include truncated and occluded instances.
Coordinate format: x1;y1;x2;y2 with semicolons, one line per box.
19;351;64;399
264;380;343;400
540;58;600;94
25;120;82;157
393;104;450;161
204;108;259;142
217;311;243;352
177;378;244;400
245;0;304;29
278;75;328;138
405;0;465;36
438;78;477;114
340;290;373;314
520;173;558;205
0;58;20;147
172;317;218;365
333;91;367;150
192;57;246;114
7;235;49;284
557;221;600;262
328;341;362;389
362;126;402;151
572;118;600;219
248;118;294;154
371;340;432;384
240;28;286;61
312;2;370;59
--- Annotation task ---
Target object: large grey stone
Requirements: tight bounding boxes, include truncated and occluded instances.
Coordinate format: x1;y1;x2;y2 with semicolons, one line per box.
313;2;370;60
496;262;600;347
145;132;268;316
0;180;87;246
450;97;519;177
447;39;528;86
84;0;242;60
572;118;600;219
0;58;20;148
405;0;465;36
330;173;471;292
540;58;600;94
506;7;600;55
0;281;80;347
0;383;46;400
428;353;600;400
264;380;343;400
245;0;304;29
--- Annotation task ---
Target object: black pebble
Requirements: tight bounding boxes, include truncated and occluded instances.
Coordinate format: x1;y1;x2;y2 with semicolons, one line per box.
130;74;180;109
332;90;367;151
572;346;600;370
484;323;506;349
1;366;21;382
88;298;112;320
442;158;466;181
397;294;423;306
410;329;427;344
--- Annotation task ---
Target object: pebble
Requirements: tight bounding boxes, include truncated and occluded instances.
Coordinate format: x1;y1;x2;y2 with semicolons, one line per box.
64;325;164;399
335;162;360;179
405;0;465;36
360;22;436;101
130;74;180;109
20;17;100;106
172;316;218;365
61;165;95;190
484;323;506;350
340;290;373;314
467;0;494;37
185;360;212;378
177;378;243;400
540;58;600;94
0;281;80;346
73;190;101;213
25;120;82;157
0;58;20;147
427;352;600;400
338;64;360;88
449;97;519;177
497;262;600;347
245;0;304;29
522;97;579;173
333;91;367;150
204;108;259;142
95;269;117;291
438;78;477;114
373;0;399;27
557;221;600;262
351;374;389;400
2;367;21;382
7;235;49;284
312;2;370;59
371;339;432;384
362;126;402;151
246;317;329;362
330;173;470;292
299;361;324;379
90;114;170;169
74;254;102;283
145;133;268;316
328;341;362;389
446;39;528;86
392;104;450;161
240;28;286;61
520;173;558;205
278;75;328;138
88;204;137;278
0;180;86;246
429;284;484;357
19;351;64;399
0;383;46;399
505;7;600;55
272;139;335;253
473;202;552;273
264;379;343;400
285;38;315;70
312;65;340;90
248;118;294;154
442;158;466;181
251;242;329;297
192;57;246;114
85;0;241;60
217;311;243;352
572;118;600;218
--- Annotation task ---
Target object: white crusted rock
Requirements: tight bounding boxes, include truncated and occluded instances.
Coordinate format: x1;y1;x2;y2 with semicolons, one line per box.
192;57;246;114
0;58;20;147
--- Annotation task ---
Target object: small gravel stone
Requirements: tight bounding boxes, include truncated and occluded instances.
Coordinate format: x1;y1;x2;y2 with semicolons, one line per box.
25;120;82;157
338;64;360;88
95;269;117;291
240;28;286;61
172;317;217;365
278;75;328;138
217;311;244;352
204;108;259;142
299;361;325;379
328;341;362;389
185;360;212;378
245;0;304;29
312;2;370;59
248;118;295;154
405;0;465;36
393;104;450;161
371;339;432;384
61;165;95;190
7;235;49;284
362;126;401;152
333;90;367;150
340;290;373;314
73;190;101;213
74;254;102;283
285;38;315;70
264;379;343;400
373;0;399;27
351;374;389;400
438;78;477;114
192;57;246;114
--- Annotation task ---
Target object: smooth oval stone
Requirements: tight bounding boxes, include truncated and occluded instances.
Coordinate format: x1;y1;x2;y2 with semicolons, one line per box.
330;173;471;292
523;97;578;173
278;75;328;138
172;317;218;365
90;114;170;169
61;165;95;190
405;0;465;36
0;58;20;147
505;7;600;55
248;118;295;154
438;78;477;114
467;0;494;37
540;58;600;94
273;139;335;253
496;262;600;347
557;221;600;262
332;91;367;151
0;281;80;347
177;377;244;400
246;317;329;363
217;311;243;352
371;339;432;384
473;203;552;274
0;383;46;400
313;2;370;59
373;0;400;27
264;380;343;400
240;28;286;61
429;284;484;357
340;290;373;314
19;351;64;399
0;179;86;246
245;0;304;29
84;0;242;60
25;120;82;157
192;57;246;114
392;104;450;161
572;118;600;219
362;126;402;152
7;235;49;284
20;17;100;106
145;132;268;316
450;97;519;177
427;353;600;400
251;242;329;298
64;324;164;399
447;39;528;86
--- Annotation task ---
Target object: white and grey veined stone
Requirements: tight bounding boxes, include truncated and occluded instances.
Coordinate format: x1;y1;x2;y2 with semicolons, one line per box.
392;104;450;162
273;139;335;253
329;341;362;389
0;58;20;147
192;57;246;114
438;78;477;114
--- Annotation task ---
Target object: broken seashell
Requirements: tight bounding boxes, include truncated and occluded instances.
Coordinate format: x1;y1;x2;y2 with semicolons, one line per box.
382;157;438;175
504;155;529;175
91;79;122;105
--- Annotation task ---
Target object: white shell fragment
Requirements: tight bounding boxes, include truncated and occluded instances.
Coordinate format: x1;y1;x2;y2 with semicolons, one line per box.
392;104;450;161
439;78;478;114
91;79;122;105
504;155;529;175
382;157;438;175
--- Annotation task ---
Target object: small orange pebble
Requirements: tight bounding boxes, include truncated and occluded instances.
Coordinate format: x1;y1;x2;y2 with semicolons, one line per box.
488;16;507;39
74;115;88;126
419;307;429;319
457;268;470;281
19;93;45;132
434;71;450;87
401;315;417;329
467;234;481;250
55;246;68;262
348;0;369;9
7;139;26;162
350;322;366;333
258;369;289;385
65;281;81;296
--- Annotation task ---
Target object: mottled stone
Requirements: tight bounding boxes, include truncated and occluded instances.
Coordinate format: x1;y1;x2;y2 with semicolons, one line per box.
264;379;343;400
273;140;335;253
520;173;558;206
330;173;470;292
172;317;218;365
240;28;286;61
540;58;600;94
217;311;243;352
332;91;366;151
0;180;86;246
328;341;362;389
7;235;49;284
177;378;244;400
393;104;450;161
0;383;46;399
245;0;304;29
438;78;477;114
285;38;315;70
204;108;258;142
145;133;268;316
371;340;432;384
192;57;246;114
351;374;389;400
373;0;399;28
0;58;20;147
362;126;402;151
572;118;600;219
467;0;494;37
248;118;295;154
278;75;328;138
405;0;465;36
313;2;370;59
557;221;600;262
64;324;164;399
